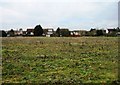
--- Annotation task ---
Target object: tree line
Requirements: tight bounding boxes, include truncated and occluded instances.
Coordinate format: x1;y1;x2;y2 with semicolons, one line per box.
1;25;120;37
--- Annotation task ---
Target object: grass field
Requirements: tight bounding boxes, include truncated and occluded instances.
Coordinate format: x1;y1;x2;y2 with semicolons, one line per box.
2;37;118;84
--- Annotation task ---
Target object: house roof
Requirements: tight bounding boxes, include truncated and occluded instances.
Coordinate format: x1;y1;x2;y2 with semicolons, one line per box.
43;29;54;32
107;29;117;31
59;29;69;31
72;30;87;32
27;29;34;32
43;29;54;35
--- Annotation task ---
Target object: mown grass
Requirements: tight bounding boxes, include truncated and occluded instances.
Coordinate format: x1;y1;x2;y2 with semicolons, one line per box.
2;37;118;84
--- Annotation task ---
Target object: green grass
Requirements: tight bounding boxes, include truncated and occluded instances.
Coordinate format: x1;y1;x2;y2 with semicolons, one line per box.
2;37;118;84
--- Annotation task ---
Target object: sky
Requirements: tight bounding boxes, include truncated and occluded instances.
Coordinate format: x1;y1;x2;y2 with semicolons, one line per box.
0;0;119;31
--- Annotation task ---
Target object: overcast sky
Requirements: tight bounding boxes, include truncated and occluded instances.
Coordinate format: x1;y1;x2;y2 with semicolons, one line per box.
0;0;119;31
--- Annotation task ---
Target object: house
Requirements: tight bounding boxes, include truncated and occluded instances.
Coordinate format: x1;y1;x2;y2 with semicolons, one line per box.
14;30;18;36
17;28;23;35
22;31;27;36
107;28;120;36
101;30;106;35
89;29;97;36
108;28;117;34
14;30;20;36
56;28;70;37
70;30;87;37
89;29;106;36
26;28;34;35
43;28;54;37
13;28;26;36
59;28;70;37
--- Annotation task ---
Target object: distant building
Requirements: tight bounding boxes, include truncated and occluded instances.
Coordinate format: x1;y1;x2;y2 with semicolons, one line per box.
108;29;116;34
13;28;26;36
18;28;23;35
26;28;34;35
71;30;87;37
59;28;70;37
22;31;27;36
89;29;97;36
43;28;54;37
107;28;120;36
14;30;18;36
89;29;106;36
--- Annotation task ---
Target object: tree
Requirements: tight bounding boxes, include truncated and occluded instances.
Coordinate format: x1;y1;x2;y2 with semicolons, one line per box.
0;30;7;37
56;27;60;37
96;30;103;36
34;25;43;36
